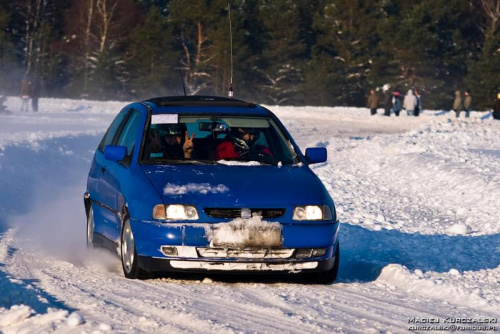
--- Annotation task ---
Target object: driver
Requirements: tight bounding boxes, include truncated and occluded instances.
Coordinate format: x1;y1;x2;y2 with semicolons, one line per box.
147;123;195;159
214;127;272;160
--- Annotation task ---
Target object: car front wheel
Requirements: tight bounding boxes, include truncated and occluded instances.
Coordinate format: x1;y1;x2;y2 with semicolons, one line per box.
121;218;148;279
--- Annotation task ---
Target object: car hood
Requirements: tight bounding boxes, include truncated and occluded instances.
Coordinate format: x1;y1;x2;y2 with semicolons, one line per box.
141;164;324;207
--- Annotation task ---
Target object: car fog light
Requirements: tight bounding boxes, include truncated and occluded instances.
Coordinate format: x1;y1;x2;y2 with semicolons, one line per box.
311;248;326;257
295;249;313;258
295;248;326;258
161;246;178;256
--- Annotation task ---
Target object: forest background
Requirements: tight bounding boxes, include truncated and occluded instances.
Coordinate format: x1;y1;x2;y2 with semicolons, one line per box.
1;0;499;109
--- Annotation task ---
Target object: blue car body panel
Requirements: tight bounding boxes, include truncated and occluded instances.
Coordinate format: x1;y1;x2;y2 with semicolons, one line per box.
85;96;339;274
141;164;325;209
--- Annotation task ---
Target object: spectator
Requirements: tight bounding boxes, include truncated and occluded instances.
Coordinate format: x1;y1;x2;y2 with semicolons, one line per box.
20;78;30;112
493;93;500;120
392;91;402;117
0;95;9;114
403;89;417;116
453;90;463;118
30;76;41;112
414;89;422;117
366;89;379;116
464;89;472;118
383;85;392;117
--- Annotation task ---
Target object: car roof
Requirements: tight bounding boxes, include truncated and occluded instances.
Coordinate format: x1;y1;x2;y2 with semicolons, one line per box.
141;95;272;117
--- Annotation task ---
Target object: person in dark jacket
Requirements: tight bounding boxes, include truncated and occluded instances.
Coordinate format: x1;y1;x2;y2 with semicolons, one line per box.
30;76;41;112
493;93;500;120
414;89;422;117
145;123;195;159
463;89;472;118
366;89;379;116
383;87;392;116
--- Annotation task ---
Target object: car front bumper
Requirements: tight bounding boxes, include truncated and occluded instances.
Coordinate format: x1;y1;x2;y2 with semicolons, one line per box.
130;219;340;273
138;255;336;273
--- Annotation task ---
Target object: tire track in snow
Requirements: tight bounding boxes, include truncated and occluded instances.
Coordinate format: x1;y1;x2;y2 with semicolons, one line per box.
4;245;331;333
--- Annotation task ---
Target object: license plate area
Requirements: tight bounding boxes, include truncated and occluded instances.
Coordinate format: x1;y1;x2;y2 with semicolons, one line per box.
211;221;282;248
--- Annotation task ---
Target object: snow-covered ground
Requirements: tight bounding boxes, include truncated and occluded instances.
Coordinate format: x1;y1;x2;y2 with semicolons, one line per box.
0;97;499;333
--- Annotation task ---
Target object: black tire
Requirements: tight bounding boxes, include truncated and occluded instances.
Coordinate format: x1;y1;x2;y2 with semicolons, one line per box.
120;218;149;279
86;207;95;248
304;243;340;284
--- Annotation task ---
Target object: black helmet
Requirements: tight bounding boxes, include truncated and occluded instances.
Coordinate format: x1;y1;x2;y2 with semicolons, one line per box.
158;123;187;136
230;127;259;151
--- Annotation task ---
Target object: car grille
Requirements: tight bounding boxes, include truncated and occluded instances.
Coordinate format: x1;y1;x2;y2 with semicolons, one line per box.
197;247;294;259
204;208;285;219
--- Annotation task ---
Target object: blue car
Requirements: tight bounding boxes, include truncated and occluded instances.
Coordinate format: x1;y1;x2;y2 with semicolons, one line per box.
84;96;340;283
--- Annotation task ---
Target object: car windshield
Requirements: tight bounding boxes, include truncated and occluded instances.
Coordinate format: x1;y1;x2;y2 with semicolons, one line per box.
141;115;299;165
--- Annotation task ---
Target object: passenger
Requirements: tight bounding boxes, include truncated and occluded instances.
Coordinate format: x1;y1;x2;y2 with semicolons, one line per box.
147;124;195;159
214;127;272;160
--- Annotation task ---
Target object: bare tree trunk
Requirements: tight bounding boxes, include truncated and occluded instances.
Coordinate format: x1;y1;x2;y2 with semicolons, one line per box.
23;0;33;76
83;0;95;92
180;29;192;93
474;0;500;36
20;0;49;77
96;0;120;52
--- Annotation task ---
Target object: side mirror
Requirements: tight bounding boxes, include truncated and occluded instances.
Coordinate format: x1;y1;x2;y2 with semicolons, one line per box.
305;147;327;164
104;145;127;162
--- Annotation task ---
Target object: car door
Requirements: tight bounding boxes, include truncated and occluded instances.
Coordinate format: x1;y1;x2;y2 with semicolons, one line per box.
89;108;132;239
98;109;143;242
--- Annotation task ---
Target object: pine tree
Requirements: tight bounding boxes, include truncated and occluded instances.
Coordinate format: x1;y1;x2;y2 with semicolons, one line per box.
0;9;18;94
465;0;500;109
63;0;140;99
128;5;171;98
255;0;306;105
167;0;229;95
308;0;379;106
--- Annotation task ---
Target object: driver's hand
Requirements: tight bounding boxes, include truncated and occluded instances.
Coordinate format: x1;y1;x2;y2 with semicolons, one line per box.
183;131;196;158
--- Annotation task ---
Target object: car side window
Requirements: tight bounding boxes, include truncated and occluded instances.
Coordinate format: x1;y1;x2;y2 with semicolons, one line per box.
116;110;142;156
98;108;131;152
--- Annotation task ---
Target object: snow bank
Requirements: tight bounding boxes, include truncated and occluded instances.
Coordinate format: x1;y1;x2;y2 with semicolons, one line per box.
1;99;499;333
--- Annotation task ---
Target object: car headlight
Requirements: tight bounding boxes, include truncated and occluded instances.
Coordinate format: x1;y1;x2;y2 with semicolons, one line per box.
153;204;199;220
292;205;332;221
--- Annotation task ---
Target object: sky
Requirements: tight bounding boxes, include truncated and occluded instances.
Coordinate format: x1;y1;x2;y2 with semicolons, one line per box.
0;96;499;333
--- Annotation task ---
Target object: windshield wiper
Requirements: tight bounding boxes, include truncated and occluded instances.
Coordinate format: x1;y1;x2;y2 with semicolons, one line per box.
146;158;218;165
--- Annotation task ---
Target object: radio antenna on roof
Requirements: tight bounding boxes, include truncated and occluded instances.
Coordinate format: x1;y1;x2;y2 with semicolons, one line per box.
227;3;234;98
